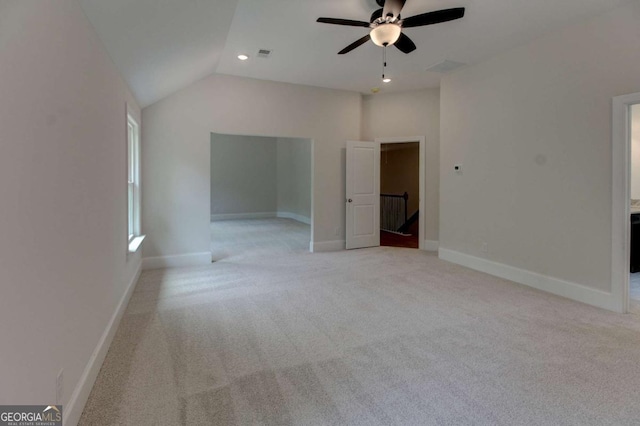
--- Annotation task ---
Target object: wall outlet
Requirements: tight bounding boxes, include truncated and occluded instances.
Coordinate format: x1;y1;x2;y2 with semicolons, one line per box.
481;242;488;253
56;369;64;404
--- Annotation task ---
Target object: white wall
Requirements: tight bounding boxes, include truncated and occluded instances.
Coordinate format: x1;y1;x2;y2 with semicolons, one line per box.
0;0;141;420
277;138;312;222
210;134;277;215
631;105;640;200
142;74;360;259
361;89;440;243
439;1;640;303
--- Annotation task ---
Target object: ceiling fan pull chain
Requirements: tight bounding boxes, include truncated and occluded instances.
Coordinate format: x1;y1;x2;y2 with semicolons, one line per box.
382;45;387;80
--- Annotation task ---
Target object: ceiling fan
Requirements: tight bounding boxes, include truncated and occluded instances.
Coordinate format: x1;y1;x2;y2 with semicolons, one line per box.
317;0;465;55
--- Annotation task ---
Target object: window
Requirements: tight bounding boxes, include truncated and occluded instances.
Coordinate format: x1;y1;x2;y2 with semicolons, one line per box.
127;113;143;252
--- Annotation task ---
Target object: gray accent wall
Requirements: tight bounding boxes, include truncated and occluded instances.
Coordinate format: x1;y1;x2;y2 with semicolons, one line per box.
209;134;311;221
210;134;277;215
277;138;312;221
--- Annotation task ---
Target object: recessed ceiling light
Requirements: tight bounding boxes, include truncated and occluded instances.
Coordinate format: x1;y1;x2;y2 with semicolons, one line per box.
382;78;391;83
237;54;249;61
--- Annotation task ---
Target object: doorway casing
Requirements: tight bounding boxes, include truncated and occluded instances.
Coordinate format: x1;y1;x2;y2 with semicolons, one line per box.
611;92;640;314
376;136;426;251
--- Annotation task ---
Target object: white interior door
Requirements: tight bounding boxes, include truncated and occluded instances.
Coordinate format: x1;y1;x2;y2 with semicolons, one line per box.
346;141;380;249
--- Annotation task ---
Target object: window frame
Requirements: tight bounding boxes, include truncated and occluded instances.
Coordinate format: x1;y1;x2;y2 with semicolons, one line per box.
126;111;143;253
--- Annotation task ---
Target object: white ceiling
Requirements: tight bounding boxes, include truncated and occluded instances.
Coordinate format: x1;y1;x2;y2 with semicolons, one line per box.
80;0;626;107
80;0;240;107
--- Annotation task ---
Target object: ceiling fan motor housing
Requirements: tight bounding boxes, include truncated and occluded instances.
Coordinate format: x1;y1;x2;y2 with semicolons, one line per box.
370;8;383;23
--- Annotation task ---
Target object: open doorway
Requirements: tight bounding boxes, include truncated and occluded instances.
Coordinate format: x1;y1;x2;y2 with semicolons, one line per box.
380;142;420;249
612;92;640;313
630;104;640;304
209;133;312;260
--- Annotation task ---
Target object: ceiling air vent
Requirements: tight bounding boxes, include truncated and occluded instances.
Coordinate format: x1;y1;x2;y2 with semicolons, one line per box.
425;60;466;74
257;49;272;58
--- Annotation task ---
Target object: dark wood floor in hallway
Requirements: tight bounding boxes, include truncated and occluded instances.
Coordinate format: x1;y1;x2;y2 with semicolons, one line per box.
381;219;419;249
380;231;418;248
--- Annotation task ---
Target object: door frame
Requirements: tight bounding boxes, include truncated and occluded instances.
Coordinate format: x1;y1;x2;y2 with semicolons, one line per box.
375;136;426;251
611;92;640;314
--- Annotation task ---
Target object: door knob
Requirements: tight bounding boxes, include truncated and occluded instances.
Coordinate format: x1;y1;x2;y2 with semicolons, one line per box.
348;199;353;203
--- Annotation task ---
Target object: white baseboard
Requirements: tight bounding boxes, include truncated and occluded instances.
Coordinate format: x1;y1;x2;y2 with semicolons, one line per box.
142;252;211;270
311;240;345;252
211;212;276;221
64;264;141;426
438;248;617;311
423;240;439;252
276;211;311;225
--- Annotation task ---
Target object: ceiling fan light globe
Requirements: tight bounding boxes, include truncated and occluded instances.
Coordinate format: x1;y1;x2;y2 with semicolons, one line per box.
370;23;401;47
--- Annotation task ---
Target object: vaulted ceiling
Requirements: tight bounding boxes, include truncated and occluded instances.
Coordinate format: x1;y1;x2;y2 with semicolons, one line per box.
80;0;626;107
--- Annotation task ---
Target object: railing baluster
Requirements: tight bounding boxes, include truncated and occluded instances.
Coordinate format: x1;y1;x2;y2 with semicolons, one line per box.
381;192;408;233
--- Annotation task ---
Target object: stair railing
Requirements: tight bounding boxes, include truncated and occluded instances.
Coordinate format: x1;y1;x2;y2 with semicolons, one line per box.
380;192;408;233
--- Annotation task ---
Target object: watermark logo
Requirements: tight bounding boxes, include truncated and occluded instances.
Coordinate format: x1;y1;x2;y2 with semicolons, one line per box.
0;405;62;426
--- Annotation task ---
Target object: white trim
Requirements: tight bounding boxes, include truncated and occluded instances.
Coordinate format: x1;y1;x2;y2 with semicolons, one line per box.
126;112;141;246
611;93;640;314
142;252;211;270
64;264;142;426
209;212;311;225
277;211;311;225
439;248;618;311
423;240;439;252
375;136;426;251
309;139;315;252
210;212;276;222
311;240;345;252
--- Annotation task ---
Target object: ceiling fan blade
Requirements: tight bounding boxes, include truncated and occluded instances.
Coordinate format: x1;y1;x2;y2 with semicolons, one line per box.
338;34;371;54
383;0;407;21
317;17;371;28
402;7;465;28
394;32;416;54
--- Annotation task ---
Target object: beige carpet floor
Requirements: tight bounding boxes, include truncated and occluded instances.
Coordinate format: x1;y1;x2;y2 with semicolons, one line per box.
81;219;640;425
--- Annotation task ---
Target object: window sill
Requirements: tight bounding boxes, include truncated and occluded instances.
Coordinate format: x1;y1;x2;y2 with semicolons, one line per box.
128;235;146;254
